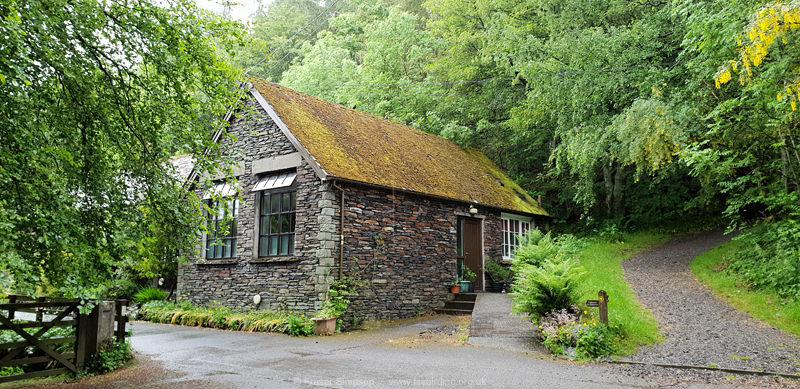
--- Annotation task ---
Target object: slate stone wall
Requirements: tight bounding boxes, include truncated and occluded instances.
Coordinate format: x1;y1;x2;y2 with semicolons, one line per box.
177;97;335;313
337;183;463;321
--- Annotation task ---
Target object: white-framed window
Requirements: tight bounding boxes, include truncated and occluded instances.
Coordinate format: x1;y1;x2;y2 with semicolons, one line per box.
502;213;532;259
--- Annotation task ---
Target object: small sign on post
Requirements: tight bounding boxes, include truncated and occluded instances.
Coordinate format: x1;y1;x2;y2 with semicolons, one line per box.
586;290;609;324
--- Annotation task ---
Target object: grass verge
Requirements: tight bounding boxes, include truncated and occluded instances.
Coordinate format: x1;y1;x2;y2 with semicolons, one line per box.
577;232;672;355
690;239;800;337
138;300;315;336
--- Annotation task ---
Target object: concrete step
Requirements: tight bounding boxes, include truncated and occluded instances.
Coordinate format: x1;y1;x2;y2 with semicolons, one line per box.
433;308;473;316
451;293;478;302
443;300;475;310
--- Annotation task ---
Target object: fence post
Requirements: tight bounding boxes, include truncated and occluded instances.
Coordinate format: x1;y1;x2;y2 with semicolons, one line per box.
598;290;609;325
74;309;89;371
115;299;128;343
7;295;16;320
35;297;45;322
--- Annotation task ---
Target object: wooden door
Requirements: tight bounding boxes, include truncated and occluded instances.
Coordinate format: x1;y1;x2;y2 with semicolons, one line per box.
462;218;483;290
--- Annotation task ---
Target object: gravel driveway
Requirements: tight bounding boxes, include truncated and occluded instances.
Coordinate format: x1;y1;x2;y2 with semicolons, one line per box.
619;230;800;375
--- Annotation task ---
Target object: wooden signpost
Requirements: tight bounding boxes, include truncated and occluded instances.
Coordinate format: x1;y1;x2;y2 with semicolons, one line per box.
586;290;609;324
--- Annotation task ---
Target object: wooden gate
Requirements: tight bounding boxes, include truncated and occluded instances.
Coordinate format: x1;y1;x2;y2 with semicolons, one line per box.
0;296;129;383
0;297;80;383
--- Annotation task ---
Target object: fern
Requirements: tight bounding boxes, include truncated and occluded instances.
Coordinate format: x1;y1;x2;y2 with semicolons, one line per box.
511;256;586;318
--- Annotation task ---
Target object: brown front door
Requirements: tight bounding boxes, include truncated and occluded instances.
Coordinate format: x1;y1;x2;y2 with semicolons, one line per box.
462;218;483;290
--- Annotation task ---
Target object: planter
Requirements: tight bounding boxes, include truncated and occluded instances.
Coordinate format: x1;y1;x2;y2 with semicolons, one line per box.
459;281;470;293
488;281;505;293
468;282;475;293
310;317;338;335
449;285;461;294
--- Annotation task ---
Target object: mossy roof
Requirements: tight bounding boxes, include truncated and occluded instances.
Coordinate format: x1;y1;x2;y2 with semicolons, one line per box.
251;80;549;217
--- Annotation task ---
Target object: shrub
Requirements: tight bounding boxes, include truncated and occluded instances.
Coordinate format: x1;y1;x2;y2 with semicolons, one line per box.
483;259;511;282
512;229;557;268
84;341;132;376
511;231;586;271
133;286;167;304
315;273;369;319
511;256;586;318
728;220;800;299
537;307;619;359
287;315;314;336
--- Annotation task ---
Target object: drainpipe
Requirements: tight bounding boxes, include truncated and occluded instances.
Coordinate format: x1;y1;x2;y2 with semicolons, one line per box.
331;181;345;279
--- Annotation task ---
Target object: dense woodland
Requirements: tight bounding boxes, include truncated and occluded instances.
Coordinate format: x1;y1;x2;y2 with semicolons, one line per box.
233;0;794;229
231;0;800;298
2;0;800;301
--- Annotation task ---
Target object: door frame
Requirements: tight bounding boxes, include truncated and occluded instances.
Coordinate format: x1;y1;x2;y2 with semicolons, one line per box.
458;216;484;291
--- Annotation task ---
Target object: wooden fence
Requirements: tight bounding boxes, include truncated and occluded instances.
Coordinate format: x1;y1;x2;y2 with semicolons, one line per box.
0;295;129;384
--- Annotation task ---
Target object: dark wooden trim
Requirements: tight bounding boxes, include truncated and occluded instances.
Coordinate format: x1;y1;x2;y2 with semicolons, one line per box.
0;367;72;384
0;320;76;331
0;302;79;310
0;314;77;372
4;353;75;367
1;336;76;350
115;299;128;344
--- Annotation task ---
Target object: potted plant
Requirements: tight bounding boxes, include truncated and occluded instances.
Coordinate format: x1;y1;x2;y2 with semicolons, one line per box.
461;266;477;293
311;298;341;335
448;279;461;294
312;271;370;335
483;259;511;292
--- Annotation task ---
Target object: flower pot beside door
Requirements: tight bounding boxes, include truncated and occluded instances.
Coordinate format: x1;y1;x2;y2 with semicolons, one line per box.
449;284;461;294
310;317;338;335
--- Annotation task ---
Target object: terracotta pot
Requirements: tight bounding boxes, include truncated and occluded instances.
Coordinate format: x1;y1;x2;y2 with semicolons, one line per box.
449;285;460;294
310;317;338;335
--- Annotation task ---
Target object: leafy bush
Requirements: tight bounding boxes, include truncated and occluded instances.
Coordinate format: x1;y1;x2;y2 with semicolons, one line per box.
287;314;314;336
133;286;167;303
511;230;586;271
179;299;194;311
315;273;369;319
537;307;619;359
0;365;24;377
84;341;133;376
728;220;800;299
483;259;511;282
512;229;557;268
511;256;586;318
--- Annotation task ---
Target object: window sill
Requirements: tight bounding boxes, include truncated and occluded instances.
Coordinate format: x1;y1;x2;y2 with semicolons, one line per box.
195;259;238;266
248;256;301;264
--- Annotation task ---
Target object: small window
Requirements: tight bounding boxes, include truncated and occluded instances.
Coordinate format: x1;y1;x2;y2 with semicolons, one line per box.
502;216;531;259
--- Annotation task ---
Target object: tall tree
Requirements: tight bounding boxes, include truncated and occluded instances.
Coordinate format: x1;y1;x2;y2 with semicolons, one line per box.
0;0;244;301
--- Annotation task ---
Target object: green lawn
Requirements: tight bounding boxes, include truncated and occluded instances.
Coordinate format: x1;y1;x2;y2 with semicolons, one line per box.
577;232;671;355
690;239;800;337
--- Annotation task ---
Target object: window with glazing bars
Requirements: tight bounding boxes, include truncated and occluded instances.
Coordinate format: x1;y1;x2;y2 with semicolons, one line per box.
206;198;239;259
502;217;530;258
259;191;296;256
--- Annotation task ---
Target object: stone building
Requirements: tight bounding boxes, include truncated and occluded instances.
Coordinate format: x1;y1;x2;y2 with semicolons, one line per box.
177;80;551;321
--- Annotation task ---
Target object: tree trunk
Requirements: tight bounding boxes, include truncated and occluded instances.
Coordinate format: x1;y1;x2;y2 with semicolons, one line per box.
613;165;625;216
603;163;614;215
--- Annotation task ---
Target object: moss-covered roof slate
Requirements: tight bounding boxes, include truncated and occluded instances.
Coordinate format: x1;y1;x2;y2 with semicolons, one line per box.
251;80;549;216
